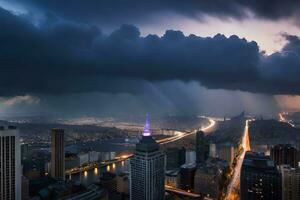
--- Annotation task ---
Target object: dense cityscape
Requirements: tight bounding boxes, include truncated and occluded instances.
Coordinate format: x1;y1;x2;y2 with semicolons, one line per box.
1;1;300;200
1;112;300;199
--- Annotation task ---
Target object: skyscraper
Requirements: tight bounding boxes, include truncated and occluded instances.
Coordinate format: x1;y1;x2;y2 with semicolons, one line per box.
51;128;65;180
130;116;165;200
279;165;300;200
240;151;282;200
0;126;21;200
196;131;209;165
270;144;299;168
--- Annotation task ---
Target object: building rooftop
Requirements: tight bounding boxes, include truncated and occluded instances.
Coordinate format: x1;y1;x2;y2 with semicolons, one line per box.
165;169;180;176
242;151;276;171
0;125;18;130
272;144;297;149
180;163;196;169
135;115;159;152
100;172;116;181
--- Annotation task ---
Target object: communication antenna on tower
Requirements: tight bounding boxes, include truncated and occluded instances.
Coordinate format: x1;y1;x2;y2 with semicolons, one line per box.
143;114;151;136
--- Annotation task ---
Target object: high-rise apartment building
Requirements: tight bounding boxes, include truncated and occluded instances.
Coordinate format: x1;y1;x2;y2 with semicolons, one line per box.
241;151;282;200
0;126;21;200
51;128;65;180
270;144;299;168
279;165;300;200
196;131;209;165
130;116;165;200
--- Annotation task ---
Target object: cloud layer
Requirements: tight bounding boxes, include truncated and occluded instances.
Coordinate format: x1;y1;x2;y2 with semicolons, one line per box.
0;6;300;97
9;0;300;26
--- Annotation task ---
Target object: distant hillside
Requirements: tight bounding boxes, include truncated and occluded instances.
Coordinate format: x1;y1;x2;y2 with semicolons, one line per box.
288;112;300;127
249;119;300;145
208;112;245;144
0;119;132;142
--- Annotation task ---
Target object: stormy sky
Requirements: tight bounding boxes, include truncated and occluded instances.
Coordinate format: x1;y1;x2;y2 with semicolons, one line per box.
0;0;300;117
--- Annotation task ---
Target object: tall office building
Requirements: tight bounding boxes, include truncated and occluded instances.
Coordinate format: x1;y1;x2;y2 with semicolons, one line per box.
241;151;282;200
51;128;65;180
0;126;21;200
130;116;165;200
279;165;300;200
196;131;209;165
270;144;299;168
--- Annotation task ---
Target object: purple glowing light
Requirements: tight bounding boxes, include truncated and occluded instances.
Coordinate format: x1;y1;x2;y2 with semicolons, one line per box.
143;114;151;136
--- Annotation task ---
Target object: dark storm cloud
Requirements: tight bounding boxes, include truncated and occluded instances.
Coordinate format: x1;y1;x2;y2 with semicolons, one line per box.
10;0;300;25
0;7;300;96
258;34;300;94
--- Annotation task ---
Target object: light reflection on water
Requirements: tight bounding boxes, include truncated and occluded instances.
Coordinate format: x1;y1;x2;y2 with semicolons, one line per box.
68;160;130;186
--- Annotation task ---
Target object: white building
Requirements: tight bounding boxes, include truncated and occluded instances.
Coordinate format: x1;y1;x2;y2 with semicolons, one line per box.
0;126;21;200
89;151;100;162
185;150;196;164
100;152;116;161
218;143;234;164
78;152;89;166
209;143;217;158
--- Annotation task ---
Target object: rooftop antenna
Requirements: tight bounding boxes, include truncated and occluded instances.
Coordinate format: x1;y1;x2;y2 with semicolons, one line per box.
143;114;151;136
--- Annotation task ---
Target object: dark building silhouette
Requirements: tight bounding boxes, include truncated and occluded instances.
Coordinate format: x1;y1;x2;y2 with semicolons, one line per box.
196;131;209;165
51;128;65;180
166;147;186;170
100;172;117;192
279;165;300;200
130;116;165;200
241;152;282;200
179;163;196;191
270;144;299;168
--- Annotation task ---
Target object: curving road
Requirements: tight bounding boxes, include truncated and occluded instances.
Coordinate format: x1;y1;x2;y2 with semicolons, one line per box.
157;118;216;144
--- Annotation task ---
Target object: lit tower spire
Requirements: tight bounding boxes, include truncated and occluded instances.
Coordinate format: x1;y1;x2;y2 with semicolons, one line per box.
143;114;151;136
